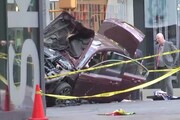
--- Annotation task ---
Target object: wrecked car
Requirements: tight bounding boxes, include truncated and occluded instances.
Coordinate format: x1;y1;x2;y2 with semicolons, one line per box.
44;11;149;107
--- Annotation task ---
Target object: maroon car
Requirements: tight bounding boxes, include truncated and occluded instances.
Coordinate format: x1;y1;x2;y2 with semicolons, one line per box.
44;11;149;106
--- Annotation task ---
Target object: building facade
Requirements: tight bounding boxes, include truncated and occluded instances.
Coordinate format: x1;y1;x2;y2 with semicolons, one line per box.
0;0;46;119
135;0;180;89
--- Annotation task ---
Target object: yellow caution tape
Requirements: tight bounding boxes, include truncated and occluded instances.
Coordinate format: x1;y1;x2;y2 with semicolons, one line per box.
43;67;180;100
0;50;179;100
0;50;179;80
0;74;20;86
0;52;7;56
148;68;176;73
0;74;8;85
0;54;32;65
0;52;20;56
45;49;180;80
91;67;180;99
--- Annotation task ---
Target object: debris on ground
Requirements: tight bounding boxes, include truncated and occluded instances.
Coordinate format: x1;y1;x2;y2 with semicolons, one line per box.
97;109;135;116
147;90;180;100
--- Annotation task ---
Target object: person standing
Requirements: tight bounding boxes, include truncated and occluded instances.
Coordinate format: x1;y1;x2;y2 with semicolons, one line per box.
134;49;144;64
155;33;179;98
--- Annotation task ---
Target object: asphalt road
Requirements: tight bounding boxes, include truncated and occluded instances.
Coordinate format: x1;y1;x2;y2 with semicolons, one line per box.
47;99;180;120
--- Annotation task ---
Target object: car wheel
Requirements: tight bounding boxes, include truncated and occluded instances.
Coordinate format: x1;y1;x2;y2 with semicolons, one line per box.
46;82;72;107
54;82;72;106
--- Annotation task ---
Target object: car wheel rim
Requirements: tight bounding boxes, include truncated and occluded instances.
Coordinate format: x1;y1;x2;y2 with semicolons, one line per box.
59;87;71;95
55;87;71;106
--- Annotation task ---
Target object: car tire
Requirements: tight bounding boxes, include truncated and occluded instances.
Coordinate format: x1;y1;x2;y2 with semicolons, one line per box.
46;82;72;107
54;82;72;106
55;82;72;95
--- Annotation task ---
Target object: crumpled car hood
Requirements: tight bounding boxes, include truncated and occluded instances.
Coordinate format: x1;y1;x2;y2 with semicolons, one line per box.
44;12;145;59
44;11;94;59
98;18;145;56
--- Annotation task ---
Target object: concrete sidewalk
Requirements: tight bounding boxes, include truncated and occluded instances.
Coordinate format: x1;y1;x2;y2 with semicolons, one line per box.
47;100;180;120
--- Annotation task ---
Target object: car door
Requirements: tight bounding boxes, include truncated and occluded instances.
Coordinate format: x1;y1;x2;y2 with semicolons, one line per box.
121;59;149;89
72;51;132;103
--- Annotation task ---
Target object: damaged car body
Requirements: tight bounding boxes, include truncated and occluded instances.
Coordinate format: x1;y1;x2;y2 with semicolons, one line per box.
44;11;149;107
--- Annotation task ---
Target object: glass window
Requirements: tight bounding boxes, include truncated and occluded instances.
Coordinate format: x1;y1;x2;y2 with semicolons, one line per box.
144;0;180;88
88;52;104;67
124;61;149;78
49;1;56;21
87;51;148;78
89;60;122;77
49;1;60;21
0;0;8;111
87;51;125;77
0;0;40;111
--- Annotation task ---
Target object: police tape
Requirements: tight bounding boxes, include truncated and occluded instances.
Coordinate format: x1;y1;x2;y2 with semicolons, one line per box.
45;49;180;79
0;66;179;100
0;50;179;83
0;74;20;86
0;64;179;100
0;53;32;64
0;52;7;56
43;67;180;100
0;49;179;80
0;52;20;56
0;74;8;85
148;68;176;73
